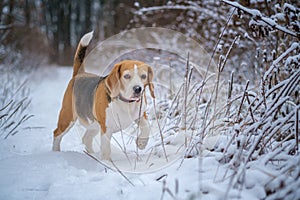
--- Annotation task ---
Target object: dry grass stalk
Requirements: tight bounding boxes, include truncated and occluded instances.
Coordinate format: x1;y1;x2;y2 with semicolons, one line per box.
84;150;135;186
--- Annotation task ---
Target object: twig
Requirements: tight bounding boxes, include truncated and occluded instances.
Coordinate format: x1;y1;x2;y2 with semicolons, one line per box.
153;97;168;162
161;84;183;132
214;35;239;115
226;72;234;116
160;179;178;200
0;100;13;112
245;93;255;123
203;7;236;86
134;90;144;167
83;150;135;186
295;107;299;153
1;99;25;128
7;114;34;138
182;53;190;147
261;77;267;110
236;80;249;122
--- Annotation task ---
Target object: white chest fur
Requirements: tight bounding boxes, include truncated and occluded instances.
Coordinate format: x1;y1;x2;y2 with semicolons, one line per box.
105;99;146;133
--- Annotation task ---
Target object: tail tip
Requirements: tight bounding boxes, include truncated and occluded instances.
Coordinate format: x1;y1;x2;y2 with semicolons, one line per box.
80;31;94;47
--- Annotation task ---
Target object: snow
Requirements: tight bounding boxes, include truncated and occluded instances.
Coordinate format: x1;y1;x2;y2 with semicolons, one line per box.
283;3;297;12
264;42;299;80
0;65;298;200
222;0;298;37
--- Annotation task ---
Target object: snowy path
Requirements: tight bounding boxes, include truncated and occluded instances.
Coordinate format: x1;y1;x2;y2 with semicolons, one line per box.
0;66;266;200
0;66;188;200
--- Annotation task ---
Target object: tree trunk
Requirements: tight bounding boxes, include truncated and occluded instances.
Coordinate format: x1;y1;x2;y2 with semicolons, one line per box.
6;0;15;25
25;0;31;26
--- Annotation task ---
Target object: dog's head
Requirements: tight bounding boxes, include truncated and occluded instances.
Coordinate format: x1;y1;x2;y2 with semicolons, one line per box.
105;60;155;101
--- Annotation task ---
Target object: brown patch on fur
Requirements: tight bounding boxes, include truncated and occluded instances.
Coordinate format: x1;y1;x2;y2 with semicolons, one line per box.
143;112;148;120
53;79;76;137
148;83;155;98
147;66;155;98
93;81;109;134
105;63;122;98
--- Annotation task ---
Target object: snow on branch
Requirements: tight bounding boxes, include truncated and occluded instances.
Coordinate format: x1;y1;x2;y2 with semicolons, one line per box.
137;5;197;13
136;4;227;22
221;0;299;38
263;42;300;80
0;24;13;30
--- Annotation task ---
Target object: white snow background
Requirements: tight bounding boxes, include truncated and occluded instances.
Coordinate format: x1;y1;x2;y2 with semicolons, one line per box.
1;63;295;200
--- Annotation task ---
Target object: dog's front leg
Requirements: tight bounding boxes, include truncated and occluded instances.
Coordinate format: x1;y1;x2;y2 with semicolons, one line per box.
82;127;98;154
136;113;151;150
101;131;112;160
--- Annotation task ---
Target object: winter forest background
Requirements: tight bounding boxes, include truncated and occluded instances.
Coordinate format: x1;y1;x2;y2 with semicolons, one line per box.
0;0;300;200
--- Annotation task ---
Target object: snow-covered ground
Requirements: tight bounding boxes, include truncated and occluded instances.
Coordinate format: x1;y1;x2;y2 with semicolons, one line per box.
0;65;296;200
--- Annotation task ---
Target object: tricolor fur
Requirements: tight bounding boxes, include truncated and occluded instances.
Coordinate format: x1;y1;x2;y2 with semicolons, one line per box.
52;31;155;160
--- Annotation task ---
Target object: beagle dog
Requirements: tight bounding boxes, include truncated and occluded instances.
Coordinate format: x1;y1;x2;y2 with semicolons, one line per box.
52;31;155;160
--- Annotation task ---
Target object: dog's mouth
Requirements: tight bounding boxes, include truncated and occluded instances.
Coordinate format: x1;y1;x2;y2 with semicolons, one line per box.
118;93;141;103
130;94;141;102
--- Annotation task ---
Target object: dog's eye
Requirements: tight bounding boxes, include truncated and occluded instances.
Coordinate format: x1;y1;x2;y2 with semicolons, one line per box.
124;74;131;79
141;74;147;79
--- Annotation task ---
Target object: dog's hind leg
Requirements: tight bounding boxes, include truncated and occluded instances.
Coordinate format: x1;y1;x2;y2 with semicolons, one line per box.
53;80;75;151
82;127;98;153
53;121;75;151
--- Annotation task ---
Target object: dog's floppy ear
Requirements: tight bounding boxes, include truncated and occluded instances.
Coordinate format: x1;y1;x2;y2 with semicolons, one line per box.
105;62;122;98
147;66;155;99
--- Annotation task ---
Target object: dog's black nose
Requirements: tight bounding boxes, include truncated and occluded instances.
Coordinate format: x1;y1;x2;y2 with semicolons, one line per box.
133;85;142;94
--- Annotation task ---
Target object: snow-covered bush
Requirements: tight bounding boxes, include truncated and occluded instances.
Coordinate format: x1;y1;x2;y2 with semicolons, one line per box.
0;26;45;139
132;1;299;199
216;2;299;199
0;65;33;139
132;0;299;84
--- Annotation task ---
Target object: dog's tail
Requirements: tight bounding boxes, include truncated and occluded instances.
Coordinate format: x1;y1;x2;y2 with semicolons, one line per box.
72;31;94;77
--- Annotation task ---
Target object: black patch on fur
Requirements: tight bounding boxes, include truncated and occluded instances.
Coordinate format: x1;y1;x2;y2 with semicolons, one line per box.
74;75;105;121
77;46;87;63
106;92;111;103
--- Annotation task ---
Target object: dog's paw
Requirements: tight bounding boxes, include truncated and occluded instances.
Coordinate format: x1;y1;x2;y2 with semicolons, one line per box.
101;153;111;161
85;146;95;154
136;137;149;150
101;149;112;161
